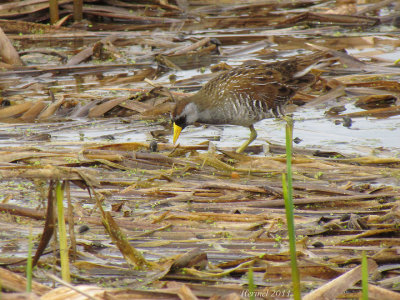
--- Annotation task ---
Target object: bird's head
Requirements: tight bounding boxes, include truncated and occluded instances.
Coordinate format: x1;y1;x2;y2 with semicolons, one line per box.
171;100;199;144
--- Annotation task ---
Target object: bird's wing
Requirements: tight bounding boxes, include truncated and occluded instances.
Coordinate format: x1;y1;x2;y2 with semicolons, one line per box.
214;65;297;112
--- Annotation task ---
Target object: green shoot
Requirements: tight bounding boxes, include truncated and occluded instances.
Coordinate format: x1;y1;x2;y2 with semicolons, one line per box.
283;116;301;300
248;266;256;300
26;225;33;292
361;251;368;300
56;181;70;282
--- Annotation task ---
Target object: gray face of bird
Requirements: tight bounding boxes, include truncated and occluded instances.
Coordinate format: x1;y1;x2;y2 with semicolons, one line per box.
172;100;200;144
173;101;199;128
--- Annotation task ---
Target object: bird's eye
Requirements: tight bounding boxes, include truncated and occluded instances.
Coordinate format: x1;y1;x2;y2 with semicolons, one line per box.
174;116;186;129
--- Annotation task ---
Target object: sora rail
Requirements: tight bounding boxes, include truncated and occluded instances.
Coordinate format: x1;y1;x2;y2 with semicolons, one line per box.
172;51;327;153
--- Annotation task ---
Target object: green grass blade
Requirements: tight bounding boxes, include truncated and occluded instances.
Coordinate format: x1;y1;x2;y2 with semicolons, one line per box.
361;251;369;300
26;225;33;292
283;116;301;300
285;116;293;204
56;181;70;282
248;266;256;300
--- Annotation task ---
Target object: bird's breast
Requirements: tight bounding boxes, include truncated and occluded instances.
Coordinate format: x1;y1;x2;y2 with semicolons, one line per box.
197;96;274;127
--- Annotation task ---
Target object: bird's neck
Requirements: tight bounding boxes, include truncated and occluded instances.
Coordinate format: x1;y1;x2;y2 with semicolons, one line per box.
187;93;214;123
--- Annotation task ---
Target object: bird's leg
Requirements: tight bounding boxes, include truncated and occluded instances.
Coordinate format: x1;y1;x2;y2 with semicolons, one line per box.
236;125;257;153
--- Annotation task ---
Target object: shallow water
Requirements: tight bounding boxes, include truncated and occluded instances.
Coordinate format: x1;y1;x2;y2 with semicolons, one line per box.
1;21;400;158
169;111;400;156
2;64;399;157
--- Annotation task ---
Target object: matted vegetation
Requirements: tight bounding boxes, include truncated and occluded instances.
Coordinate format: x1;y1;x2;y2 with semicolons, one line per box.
0;0;399;299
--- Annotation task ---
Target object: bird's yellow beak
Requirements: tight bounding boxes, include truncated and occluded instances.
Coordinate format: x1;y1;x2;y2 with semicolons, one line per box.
173;123;182;144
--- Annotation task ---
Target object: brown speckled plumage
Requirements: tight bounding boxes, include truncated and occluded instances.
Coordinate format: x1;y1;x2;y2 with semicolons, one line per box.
172;51;328;153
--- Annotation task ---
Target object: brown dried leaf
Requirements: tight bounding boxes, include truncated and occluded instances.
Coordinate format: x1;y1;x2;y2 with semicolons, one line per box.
0;102;34;119
18;101;46;122
339;105;400;118
102;211;153;269
38;97;65;119
355;94;397;109
263;262;343;280
88;97;130;118
0;266;51;295
368;284;400;300
41;285;107;300
0;27;23;65
303;259;378;300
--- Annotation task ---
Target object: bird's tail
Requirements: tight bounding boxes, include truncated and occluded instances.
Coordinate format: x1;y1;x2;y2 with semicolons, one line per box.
271;51;331;89
293;51;331;77
271;50;330;79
